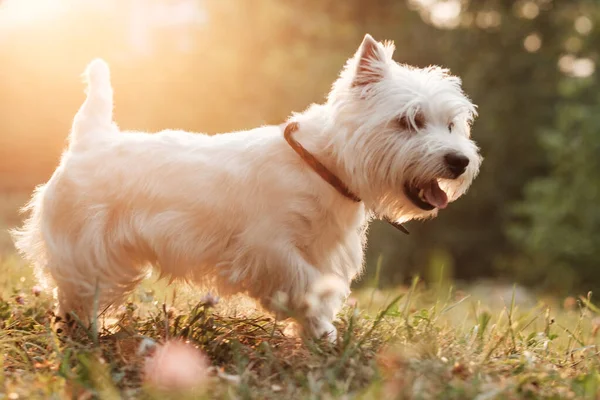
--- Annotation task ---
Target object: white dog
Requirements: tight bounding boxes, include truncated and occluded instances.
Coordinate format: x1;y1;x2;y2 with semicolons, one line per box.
12;34;480;341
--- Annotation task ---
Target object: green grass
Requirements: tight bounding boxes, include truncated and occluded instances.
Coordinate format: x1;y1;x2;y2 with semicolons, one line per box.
2;195;600;399
3;274;600;399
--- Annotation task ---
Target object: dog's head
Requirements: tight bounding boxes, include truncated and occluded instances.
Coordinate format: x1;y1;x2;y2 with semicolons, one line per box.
327;34;481;222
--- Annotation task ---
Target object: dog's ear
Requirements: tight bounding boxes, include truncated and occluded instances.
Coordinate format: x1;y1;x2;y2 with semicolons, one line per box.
353;34;391;86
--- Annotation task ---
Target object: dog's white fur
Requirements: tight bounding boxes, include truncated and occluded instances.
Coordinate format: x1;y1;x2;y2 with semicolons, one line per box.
12;35;480;340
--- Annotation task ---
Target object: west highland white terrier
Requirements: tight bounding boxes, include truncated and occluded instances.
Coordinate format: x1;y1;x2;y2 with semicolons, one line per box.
12;34;481;341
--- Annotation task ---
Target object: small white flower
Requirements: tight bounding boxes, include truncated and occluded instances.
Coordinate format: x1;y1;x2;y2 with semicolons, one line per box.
523;350;536;365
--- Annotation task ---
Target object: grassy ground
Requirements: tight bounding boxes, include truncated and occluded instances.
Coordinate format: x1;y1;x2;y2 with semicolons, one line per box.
2;194;600;399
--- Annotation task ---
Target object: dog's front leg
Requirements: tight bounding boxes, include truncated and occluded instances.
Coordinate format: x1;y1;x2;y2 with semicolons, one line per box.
302;272;350;343
240;245;347;343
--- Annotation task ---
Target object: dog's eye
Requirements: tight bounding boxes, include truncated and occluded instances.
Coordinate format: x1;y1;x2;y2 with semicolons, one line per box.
448;122;454;133
414;112;425;130
398;113;426;132
398;116;412;131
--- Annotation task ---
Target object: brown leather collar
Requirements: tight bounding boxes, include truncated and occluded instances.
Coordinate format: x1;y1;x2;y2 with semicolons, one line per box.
283;121;409;235
284;122;360;202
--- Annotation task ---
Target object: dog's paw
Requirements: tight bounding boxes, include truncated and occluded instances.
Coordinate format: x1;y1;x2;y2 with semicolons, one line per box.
307;318;338;344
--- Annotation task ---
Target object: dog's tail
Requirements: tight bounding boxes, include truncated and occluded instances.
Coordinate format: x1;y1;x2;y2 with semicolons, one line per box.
70;59;115;147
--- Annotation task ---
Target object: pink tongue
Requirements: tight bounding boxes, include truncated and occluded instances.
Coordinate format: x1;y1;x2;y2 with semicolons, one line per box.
423;180;448;209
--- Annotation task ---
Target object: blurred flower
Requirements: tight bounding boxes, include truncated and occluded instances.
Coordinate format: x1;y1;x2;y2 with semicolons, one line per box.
592;317;600;337
166;306;177;318
271;384;282;392
378;348;419;398
451;361;469;379
455;290;467;300
139;289;155;303
143;340;209;392
32;285;42;297
137;337;158;357
201;293;219;307
216;368;241;385
347;296;358;307
563;296;577;311
15;293;25;305
523;350;536;365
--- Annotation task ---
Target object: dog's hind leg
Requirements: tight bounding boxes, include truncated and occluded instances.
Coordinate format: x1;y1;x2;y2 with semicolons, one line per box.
50;255;145;328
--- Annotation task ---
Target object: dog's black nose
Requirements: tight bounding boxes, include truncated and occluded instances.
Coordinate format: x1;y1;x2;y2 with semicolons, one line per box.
444;153;469;177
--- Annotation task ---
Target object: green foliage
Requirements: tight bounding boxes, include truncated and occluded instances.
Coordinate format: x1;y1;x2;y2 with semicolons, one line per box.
506;1;600;294
510;79;600;293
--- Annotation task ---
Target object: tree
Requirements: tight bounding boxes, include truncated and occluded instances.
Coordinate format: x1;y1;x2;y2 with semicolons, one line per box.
508;1;599;294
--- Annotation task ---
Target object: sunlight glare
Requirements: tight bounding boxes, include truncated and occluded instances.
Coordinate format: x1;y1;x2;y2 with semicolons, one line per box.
574;16;593;35
519;2;540;20
523;33;542;53
409;0;463;30
0;0;69;27
559;55;596;78
429;0;461;29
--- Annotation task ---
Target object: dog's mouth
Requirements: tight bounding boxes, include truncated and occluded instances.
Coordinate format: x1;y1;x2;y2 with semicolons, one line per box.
403;180;448;211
